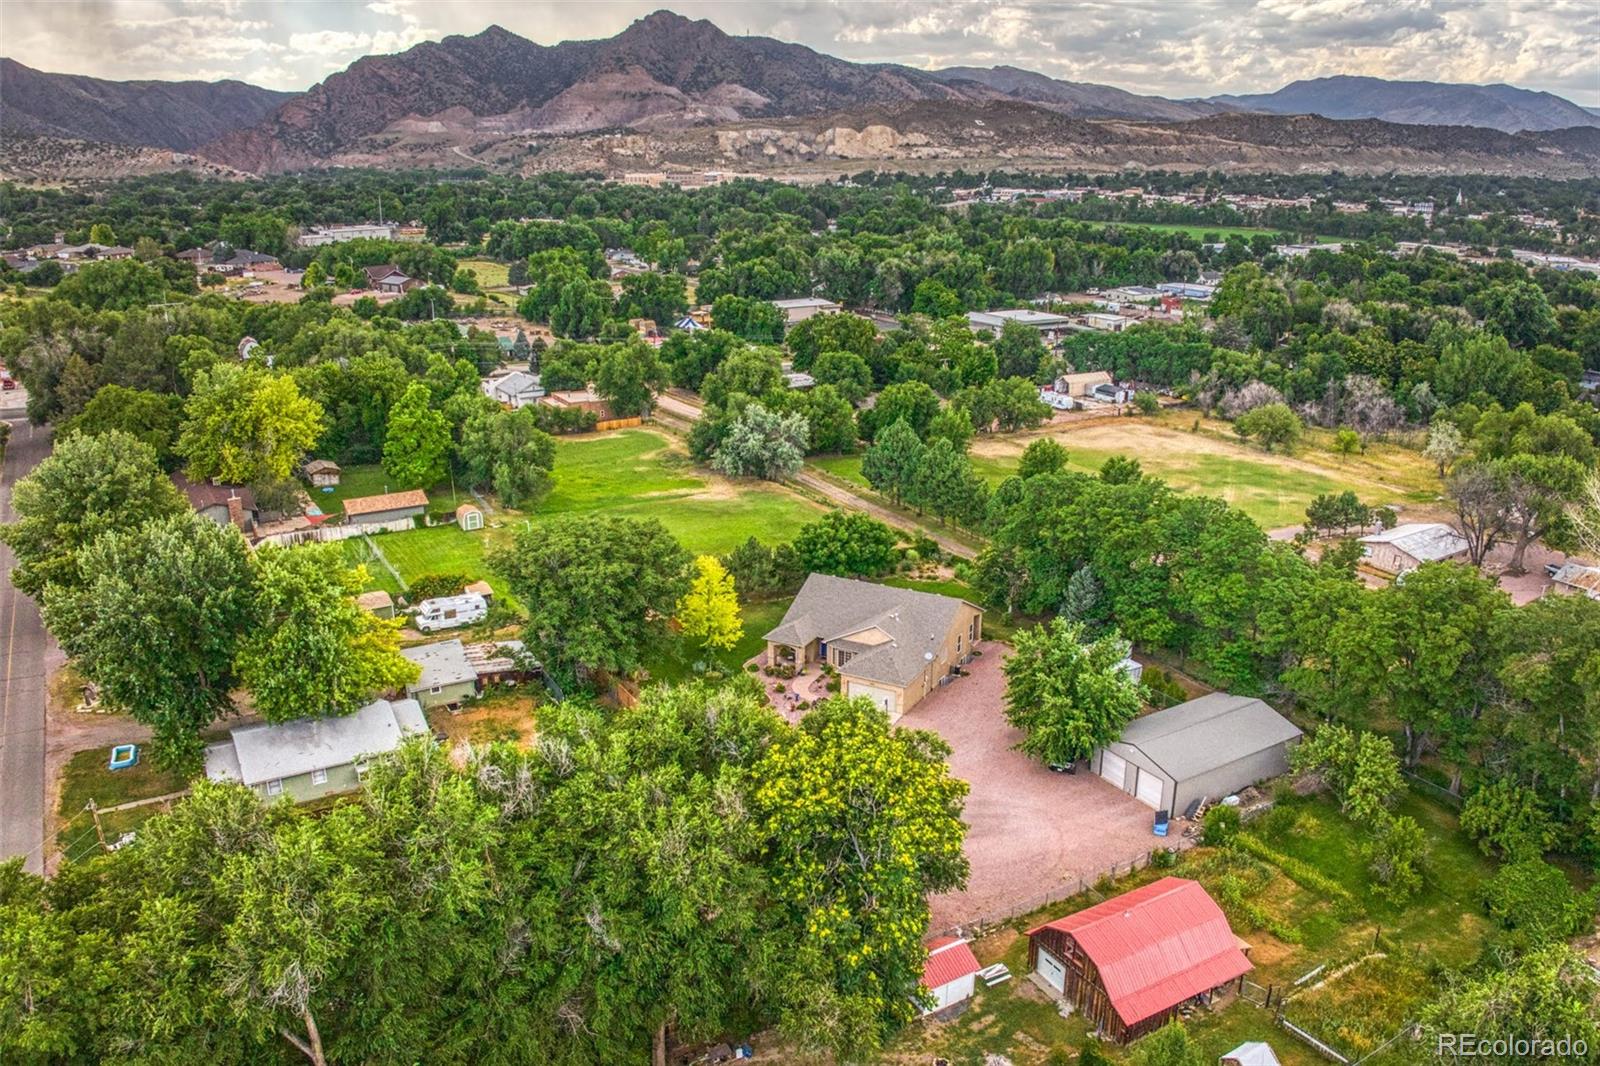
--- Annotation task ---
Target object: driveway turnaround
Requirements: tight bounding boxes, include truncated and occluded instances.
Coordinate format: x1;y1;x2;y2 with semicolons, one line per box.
909;642;1164;932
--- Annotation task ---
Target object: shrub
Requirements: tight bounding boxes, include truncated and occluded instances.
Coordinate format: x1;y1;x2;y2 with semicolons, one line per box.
408;572;474;602
1151;847;1177;869
1481;858;1599;945
1202;804;1240;845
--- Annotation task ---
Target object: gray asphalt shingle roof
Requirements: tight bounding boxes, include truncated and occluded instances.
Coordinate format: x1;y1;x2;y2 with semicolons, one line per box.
1117;693;1302;782
766;574;976;687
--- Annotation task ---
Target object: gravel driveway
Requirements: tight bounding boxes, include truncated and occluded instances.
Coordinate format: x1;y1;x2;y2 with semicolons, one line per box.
906;642;1165;932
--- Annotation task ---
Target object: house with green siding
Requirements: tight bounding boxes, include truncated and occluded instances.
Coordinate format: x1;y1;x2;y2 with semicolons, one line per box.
204;697;428;803
401;639;480;709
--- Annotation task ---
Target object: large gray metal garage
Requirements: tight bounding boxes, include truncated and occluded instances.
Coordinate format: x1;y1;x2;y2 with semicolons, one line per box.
1092;693;1303;814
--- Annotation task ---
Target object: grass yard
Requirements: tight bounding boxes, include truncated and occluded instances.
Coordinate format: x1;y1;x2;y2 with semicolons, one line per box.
645;598;791;684
458;258;511;289
55;747;188;863
891;787;1497;1065
812;411;1442;530
528;428;825;555
343;429;824;613
311;463;472;514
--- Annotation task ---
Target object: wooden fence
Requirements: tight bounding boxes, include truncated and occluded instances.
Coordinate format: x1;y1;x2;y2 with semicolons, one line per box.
595;416;644;432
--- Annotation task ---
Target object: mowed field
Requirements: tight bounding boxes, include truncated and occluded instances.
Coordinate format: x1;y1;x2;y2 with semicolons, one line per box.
815;412;1440;530
346;428;825;599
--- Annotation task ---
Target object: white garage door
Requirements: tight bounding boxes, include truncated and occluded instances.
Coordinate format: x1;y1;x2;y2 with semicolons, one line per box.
1036;949;1067;993
1099;750;1127;788
849;683;899;718
1135;768;1165;809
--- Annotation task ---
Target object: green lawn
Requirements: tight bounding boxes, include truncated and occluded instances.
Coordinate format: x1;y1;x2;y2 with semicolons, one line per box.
458;258;511;289
311;463;472;515
646;599;790;684
528;429;825;555
56;746;188;863
343;429;824;607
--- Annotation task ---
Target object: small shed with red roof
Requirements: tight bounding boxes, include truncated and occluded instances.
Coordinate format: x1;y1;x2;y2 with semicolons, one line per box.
1025;876;1251;1042
920;935;982;1015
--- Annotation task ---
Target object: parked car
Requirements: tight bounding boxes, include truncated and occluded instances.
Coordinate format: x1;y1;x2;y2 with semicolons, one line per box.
413;593;488;633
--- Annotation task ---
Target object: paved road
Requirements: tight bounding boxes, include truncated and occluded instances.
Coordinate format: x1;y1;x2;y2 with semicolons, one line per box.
0;419;51;873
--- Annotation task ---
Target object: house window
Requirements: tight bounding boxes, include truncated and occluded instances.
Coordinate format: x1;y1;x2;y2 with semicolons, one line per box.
835;649;855;667
266;779;283;796
430;685;442;694
957;634;963;654
310;769;328;786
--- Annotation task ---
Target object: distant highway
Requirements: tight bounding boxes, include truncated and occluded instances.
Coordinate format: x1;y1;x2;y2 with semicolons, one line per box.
0;417;51;873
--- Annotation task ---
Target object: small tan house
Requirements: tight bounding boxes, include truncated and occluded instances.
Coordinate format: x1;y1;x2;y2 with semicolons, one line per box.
456;503;484;531
765;574;981;720
304;459;342;488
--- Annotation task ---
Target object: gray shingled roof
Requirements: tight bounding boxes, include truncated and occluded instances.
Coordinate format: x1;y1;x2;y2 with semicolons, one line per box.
1117;693;1302;782
766;574;975;687
205;698;427;787
402;639;477;691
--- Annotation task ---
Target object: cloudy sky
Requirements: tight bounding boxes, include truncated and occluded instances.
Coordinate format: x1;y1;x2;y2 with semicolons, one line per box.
6;0;1598;105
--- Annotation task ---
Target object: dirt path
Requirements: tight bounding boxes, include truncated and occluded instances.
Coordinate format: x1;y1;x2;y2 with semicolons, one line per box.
794;470;976;560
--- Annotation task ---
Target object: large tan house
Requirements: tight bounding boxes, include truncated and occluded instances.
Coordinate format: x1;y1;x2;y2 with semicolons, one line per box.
765;574;982;719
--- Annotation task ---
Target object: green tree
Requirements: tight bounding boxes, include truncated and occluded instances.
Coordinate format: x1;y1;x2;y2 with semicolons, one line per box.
456;405;557;508
492;515;691;674
700;347;783;408
711;294;784;343
179;364;324;485
236;543;418;723
792;511;899;577
1334;427;1361;457
1018;438;1068;479
712;402;807;480
1233;402;1303;452
796;384;858;455
617;271;689;325
752;696;968;1055
1420;944;1600;1051
1289;723;1404;823
381;382;450;490
677;555;742;653
907;436;988;527
860;418;925;504
87;223;116;245
0;430;186;598
861;381;940;440
993;321;1049;380
810;350;872;403
1460;780;1557;860
1002;619;1144;767
59;385;184;467
40;512;254;770
594;339;665;418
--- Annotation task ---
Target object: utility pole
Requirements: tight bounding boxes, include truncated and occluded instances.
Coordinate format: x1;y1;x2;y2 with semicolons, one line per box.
86;800;106;851
147;300;180;324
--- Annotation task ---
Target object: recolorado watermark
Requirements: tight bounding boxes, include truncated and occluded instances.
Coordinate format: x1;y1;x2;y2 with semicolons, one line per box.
1436;1033;1589;1059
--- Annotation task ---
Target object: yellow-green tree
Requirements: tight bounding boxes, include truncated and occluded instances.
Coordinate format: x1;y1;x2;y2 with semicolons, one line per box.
677;555;741;652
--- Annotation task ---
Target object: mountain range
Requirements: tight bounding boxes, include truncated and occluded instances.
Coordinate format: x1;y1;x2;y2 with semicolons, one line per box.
3;11;1598;179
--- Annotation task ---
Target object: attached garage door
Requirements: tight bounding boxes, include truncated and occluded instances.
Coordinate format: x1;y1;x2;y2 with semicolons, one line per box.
1134;768;1165;809
850;682;898;717
1036;949;1067;993
1099;750;1127;788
